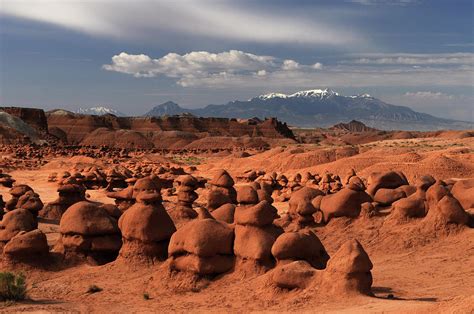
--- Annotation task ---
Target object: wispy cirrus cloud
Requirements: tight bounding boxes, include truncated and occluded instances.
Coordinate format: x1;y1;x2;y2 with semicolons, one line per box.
0;0;364;46
342;53;474;65
403;91;455;100
347;0;420;5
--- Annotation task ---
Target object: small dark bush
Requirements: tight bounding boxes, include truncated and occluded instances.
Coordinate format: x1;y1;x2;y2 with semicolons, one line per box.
0;272;27;301
87;285;103;294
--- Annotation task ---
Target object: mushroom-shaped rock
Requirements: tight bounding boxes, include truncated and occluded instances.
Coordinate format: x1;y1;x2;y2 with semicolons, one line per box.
391;190;426;219
288;187;324;227
234;224;282;264
175;174;199;190
426;181;450;211
366;171;408;196
373;187;407;206
169;219;234;275
106;186;135;213
318;188;372;223
347;176;365;191
211;203;236;223
0;209;37;249
321;239;373;296
132;177;161;199
209;169;235;188
426;195;469;225
118;192;176;262
271;230;329;269
5;184;33;211
207;189;233;211
343;169;357;185
0;173;15;188
236;185;259;205
206;171;237;211
16;191;43;217
234;200;283;268
271;260;316;289
105;168;128;191
3;229;49;261
234;200;278;226
257;189;273;204
40;179;86;220
57;201;122;265
175;175;199;219
451;178;474;211
414;175;436;191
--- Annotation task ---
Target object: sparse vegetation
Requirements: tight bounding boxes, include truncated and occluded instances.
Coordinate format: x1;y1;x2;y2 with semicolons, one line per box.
143;293;150;300
0;272;27;302
87;285;103;294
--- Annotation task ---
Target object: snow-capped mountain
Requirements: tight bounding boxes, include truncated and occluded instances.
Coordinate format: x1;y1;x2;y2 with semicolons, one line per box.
258;88;339;100
76;106;126;117
144;88;472;130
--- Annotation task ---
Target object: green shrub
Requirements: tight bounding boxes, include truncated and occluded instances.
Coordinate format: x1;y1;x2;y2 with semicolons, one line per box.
0;272;27;301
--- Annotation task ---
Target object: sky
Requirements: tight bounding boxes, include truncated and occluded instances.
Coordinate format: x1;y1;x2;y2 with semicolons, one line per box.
0;0;473;121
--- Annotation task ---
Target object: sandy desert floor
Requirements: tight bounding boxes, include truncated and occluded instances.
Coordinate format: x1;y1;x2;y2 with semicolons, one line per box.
0;136;473;313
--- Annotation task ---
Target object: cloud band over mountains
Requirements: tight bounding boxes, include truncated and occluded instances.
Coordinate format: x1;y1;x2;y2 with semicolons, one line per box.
103;50;474;88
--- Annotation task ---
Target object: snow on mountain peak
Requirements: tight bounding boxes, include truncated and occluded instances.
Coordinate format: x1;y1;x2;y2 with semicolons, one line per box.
76;106;125;116
255;89;380;101
258;92;289;100
257;88;338;100
290;88;338;98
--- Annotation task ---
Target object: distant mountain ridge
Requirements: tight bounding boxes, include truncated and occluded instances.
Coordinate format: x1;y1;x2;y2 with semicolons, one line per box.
331;120;378;132
76;106;126;117
144;89;472;131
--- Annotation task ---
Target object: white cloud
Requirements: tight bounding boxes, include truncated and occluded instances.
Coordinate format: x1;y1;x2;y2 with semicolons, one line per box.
312;62;323;70
282;60;300;71
103;50;473;89
345;53;474;65
0;0;364;46
103;50;322;86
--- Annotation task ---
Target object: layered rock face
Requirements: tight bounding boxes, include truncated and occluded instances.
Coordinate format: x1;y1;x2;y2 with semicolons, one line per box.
0;107;48;132
46;111;295;148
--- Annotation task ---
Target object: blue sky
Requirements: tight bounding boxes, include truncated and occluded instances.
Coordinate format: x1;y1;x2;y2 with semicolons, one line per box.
0;0;473;121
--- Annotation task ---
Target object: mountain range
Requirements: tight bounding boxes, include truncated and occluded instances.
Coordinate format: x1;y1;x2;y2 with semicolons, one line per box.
144;89;472;131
